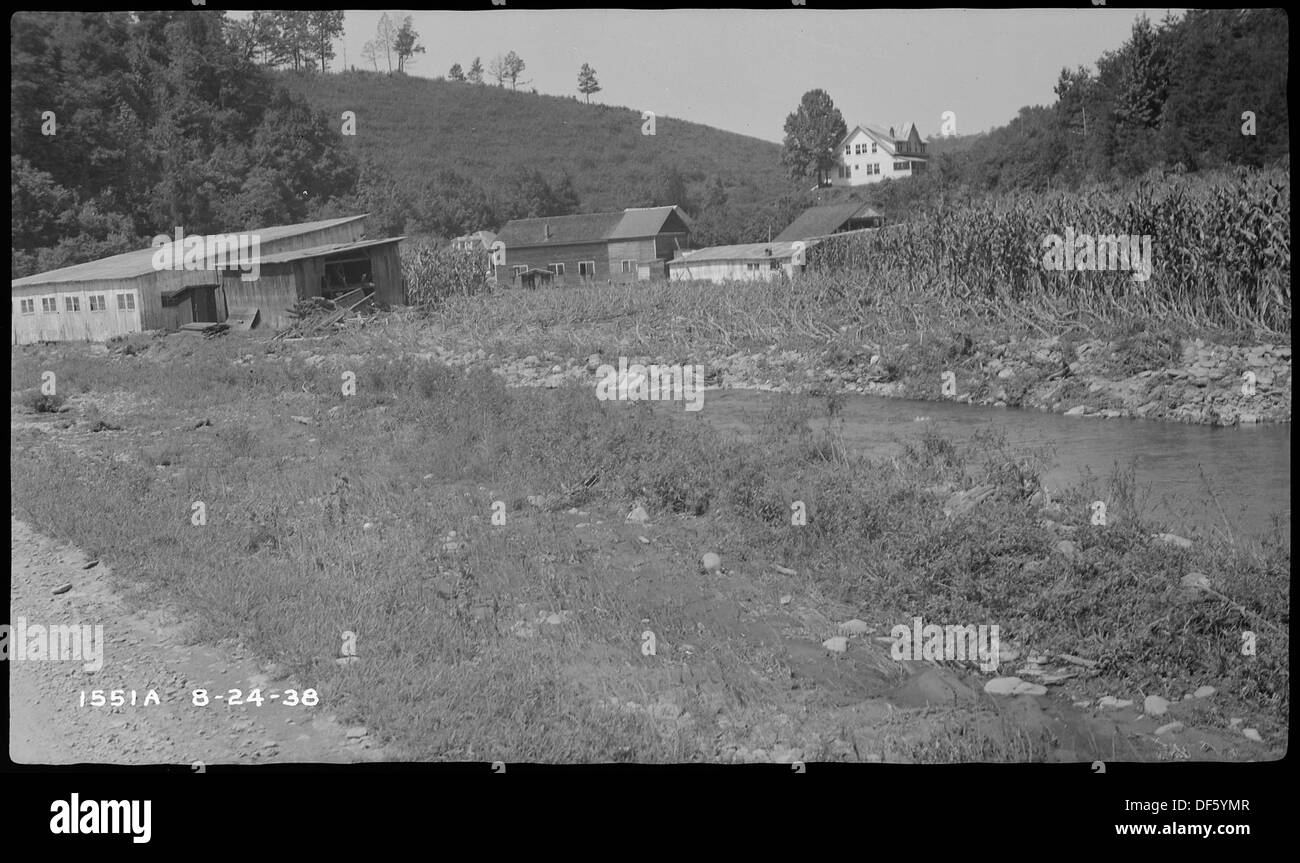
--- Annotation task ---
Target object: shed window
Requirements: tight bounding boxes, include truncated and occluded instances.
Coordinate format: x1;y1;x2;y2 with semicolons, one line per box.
41;297;58;313
512;265;527;278
20;298;35;314
89;295;107;311
621;260;635;274
117;293;136;311
65;296;80;312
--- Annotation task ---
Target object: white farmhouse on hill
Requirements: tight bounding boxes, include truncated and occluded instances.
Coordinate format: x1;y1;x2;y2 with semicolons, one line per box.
830;123;928;186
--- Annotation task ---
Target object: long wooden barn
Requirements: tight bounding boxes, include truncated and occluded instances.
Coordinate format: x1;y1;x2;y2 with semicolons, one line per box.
11;215;405;344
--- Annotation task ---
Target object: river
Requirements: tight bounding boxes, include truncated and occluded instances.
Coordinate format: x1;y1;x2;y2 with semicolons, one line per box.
689;389;1291;539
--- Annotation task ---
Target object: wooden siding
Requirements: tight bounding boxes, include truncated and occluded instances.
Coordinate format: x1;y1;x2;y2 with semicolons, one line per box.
367;244;404;305
605;239;658;283
159;290;194;331
668;259;799;283
12;285;142;344
501;240;612;286
217;240;403;330
497;232;682;287
219;266;300;331
654;233;688;261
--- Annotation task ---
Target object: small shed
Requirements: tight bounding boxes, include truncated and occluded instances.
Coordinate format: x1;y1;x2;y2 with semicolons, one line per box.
667;241;810;284
225;236;406;330
515;267;555;290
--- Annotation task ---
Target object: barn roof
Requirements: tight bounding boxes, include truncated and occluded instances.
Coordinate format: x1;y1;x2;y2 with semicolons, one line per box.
256;236;405;265
669;240;808;265
773;203;883;243
496;206;688;248
610;206;689;240
12;215;370;289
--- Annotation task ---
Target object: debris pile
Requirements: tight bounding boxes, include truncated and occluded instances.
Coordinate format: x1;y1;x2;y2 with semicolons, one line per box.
274;290;374;340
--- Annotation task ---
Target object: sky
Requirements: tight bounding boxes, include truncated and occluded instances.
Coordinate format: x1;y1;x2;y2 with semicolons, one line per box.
243;8;1183;143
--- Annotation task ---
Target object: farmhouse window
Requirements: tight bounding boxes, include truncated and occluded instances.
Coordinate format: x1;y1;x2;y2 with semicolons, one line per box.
745;263;761;271
871;142;878;153
65;296;80;312
41;297;58;313
512;265;527;278
844;146;851;155
117;293;136;311
894;161;909;171
579;261;596;277
621;260;635;274
89;295;107;311
547;263;565;276
20;299;35;314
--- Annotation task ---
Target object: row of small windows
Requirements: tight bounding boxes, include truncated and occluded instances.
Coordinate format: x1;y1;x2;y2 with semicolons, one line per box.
744;261;783;271
846;142;879;155
510;261;638;278
18;294;134;314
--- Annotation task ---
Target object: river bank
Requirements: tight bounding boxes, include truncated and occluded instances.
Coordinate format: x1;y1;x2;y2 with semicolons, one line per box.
12;329;1289;761
401;322;1291;427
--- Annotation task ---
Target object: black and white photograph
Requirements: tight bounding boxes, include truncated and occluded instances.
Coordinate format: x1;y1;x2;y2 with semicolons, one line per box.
6;2;1289;840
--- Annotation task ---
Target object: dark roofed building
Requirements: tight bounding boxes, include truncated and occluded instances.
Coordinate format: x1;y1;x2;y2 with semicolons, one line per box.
773;202;884;243
494;206;690;286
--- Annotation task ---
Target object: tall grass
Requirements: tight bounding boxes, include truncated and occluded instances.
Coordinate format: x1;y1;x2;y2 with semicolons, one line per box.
11;344;1289;759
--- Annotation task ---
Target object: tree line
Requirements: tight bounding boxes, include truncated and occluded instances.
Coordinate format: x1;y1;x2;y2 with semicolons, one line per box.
778;10;1288;203
12;11;356;278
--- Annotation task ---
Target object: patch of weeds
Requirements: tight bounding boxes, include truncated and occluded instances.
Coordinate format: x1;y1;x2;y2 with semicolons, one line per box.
25;390;67;413
1107;329;1183;377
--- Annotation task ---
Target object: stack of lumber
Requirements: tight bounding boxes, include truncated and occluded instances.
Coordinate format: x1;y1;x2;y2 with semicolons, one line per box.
273;290;374;340
179;321;230;338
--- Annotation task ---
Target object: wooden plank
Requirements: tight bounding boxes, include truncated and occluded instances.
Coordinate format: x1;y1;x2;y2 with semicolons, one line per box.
225;306;260;331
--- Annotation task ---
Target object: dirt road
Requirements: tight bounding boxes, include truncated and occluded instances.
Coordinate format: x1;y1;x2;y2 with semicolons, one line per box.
9;516;396;767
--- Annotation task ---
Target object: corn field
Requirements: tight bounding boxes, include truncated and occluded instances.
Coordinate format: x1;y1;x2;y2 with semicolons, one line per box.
403;241;494;308
810;168;1291;333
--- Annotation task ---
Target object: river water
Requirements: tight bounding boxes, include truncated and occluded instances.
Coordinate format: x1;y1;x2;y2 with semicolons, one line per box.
687;389;1291;539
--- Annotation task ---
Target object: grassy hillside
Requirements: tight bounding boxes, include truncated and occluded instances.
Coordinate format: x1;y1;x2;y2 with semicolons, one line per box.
278;69;800;218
